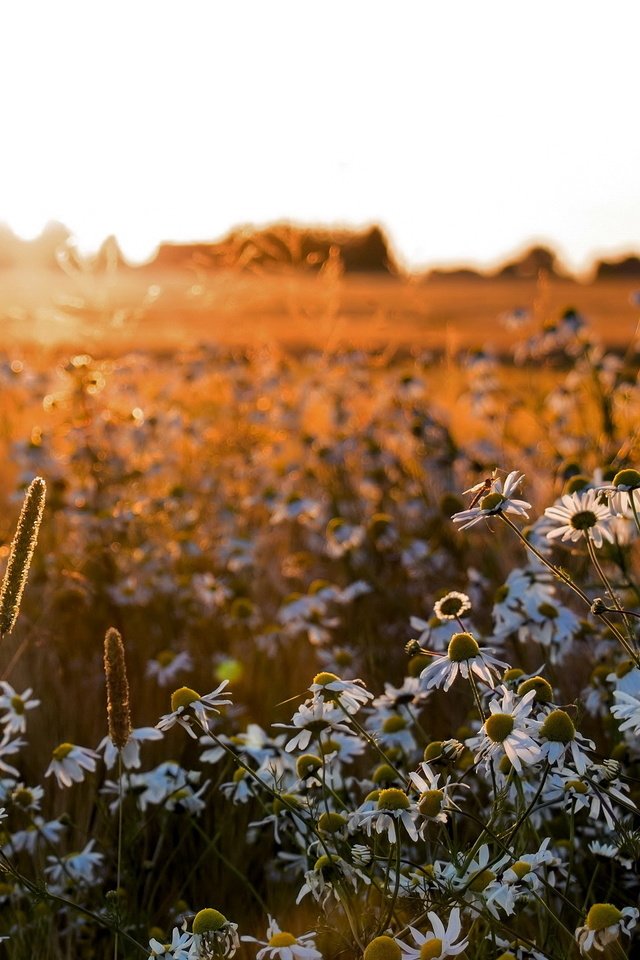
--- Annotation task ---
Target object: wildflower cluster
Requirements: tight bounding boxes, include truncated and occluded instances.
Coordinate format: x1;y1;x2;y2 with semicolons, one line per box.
1;307;640;958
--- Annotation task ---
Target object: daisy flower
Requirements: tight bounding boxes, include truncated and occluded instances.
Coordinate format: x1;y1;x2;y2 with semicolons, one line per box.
610;689;640;735
0;682;40;734
147;927;194;960
274;701;353;753
0;733;25;777
409;761;467;827
4;816;66;855
241;916;322;960
308;671;373;714
295;852;370;905
544;489;616;548
444;845;512;920
45;743;99;788
97;726;164;769
399;907;468;958
45;839;104;888
191;907;239;959
146;650;194;687
533;709;594;774
156;682;231;738
433;591;471;622
467;686;541;774
542;764;634;830
355;787;419;842
419;632;507;692
451;471;531;530
575;903;638;955
409;614;457;653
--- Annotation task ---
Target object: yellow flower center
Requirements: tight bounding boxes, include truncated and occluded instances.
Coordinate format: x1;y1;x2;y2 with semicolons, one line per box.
485;712;514;743
517;676;553;702
510;860;531;879
503;667;525;682
382;714;407;733
156;649;176;667
373;764;400;785
424;741;444;762
313;671;339;686
437;595;465;617
480;492;505;511
564;779;588;795
318;811;347;833
296;754;322;778
268;932;297;948
363;935;402;960
585;903;623;931
11;787;33;807
469;868;496;891
418;789;443;818
313;854;338;877
447;632;480;662
570;510;597;531
540;709;575;744
10;696;25;714
192;908;227;934
52;742;74;761
170;687;201;711
419;940;443;960
613;468;640;489
377;788;410;811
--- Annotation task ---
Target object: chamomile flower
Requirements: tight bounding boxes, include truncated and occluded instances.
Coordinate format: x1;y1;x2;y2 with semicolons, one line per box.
442;843;510;917
610;689;640;735
533;709;594;774
147;927;194;960
97;726;164;769
45;743;99;788
295;852;370;905
467;687;541;774
419;632;507;692
0;682;40;734
355;787;419;842
242;916;322;960
45;839;104;889
156;682;231;738
4;816;66;855
274;701;353;753
433;591;471;622
451;471;531;530
544;489;616;548
575;903;638;954
409;762;467;827
399;908;468;959
191;908;239;959
146;650;194;687
308;671;373;714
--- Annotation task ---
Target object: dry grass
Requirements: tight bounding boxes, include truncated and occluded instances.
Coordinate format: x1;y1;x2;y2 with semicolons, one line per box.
2;263;639;352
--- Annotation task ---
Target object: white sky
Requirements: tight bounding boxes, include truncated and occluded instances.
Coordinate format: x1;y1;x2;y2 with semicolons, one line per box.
0;1;638;272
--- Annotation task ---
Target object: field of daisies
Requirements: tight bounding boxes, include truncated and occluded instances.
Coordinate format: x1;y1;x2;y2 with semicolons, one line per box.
1;305;640;959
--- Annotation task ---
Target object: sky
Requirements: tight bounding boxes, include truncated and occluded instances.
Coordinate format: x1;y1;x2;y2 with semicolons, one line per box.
0;1;638;273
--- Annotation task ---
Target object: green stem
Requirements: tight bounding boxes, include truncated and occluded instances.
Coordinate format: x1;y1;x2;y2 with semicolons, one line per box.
114;752;123;960
629;491;640;538
500;513;638;662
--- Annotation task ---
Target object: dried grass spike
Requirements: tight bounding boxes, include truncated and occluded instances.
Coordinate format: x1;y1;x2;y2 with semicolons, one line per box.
103;627;132;750
0;476;46;639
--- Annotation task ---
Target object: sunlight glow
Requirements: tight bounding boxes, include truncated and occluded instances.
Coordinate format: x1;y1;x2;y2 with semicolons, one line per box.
0;0;638;271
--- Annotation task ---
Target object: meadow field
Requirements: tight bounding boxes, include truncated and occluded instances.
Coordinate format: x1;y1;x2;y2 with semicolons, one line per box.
1;264;640;959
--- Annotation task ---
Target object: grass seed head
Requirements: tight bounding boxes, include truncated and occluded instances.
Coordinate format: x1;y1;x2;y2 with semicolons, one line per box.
103;627;132;750
0;477;46;639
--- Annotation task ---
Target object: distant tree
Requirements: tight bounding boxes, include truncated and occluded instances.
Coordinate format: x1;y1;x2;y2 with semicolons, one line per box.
595;255;640;279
